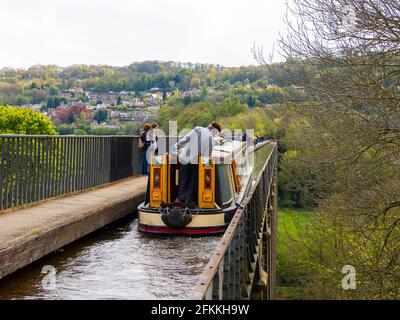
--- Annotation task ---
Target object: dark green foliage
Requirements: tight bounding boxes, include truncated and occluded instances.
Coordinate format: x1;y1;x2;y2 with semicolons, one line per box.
93;109;108;123
0;106;57;135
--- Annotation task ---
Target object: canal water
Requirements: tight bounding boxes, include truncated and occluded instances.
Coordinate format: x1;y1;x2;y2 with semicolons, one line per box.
0;143;273;300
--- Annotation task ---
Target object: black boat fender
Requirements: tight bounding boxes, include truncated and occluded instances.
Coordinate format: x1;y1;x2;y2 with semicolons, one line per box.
161;206;192;229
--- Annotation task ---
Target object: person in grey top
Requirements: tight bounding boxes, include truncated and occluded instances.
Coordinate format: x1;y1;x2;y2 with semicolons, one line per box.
171;122;221;206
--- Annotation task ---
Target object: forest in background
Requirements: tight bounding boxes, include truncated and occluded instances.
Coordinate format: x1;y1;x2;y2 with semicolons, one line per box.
0;59;306;137
0;60;300;107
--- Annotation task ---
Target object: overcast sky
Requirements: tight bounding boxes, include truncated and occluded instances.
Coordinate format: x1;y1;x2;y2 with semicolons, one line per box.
0;0;288;68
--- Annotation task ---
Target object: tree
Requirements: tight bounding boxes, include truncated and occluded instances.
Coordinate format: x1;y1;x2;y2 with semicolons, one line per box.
46;97;61;109
52;104;90;124
48;87;60;96
56;124;74;135
213;97;248;118
0;106;57;135
67;112;75;124
183;95;192;106
247;95;256;108
93;109;108;124
74;129;87;135
254;0;400;299
123;122;140;135
176;102;213;129
218;108;277;137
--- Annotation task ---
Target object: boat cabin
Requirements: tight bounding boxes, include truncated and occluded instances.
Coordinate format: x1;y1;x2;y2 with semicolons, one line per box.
138;140;253;235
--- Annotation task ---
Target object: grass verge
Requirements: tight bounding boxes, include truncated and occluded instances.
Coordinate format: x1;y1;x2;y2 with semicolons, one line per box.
276;208;315;300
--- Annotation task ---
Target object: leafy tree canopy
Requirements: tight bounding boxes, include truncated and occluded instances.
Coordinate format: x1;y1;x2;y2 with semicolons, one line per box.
0;106;57;135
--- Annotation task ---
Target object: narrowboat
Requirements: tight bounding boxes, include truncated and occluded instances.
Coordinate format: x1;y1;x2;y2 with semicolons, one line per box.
138;140;253;235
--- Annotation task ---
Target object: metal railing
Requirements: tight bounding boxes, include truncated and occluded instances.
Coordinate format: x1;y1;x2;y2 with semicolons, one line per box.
192;142;278;300
0;135;143;211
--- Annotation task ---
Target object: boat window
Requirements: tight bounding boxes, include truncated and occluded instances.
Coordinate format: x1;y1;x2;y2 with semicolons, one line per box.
215;164;235;208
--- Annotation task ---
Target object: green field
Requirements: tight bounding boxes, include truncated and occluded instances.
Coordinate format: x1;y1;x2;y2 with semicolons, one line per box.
276;208;315;300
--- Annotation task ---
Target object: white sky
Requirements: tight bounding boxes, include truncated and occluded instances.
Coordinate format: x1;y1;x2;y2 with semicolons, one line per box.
0;0;289;68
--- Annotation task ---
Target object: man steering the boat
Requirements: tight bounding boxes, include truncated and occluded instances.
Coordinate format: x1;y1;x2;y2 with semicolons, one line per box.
171;123;222;208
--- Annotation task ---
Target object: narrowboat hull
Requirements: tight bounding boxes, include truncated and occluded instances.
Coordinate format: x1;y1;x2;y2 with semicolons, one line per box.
137;139;255;236
137;203;237;236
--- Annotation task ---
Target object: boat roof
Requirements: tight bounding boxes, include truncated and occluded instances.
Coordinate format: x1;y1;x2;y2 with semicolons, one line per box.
212;140;246;161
